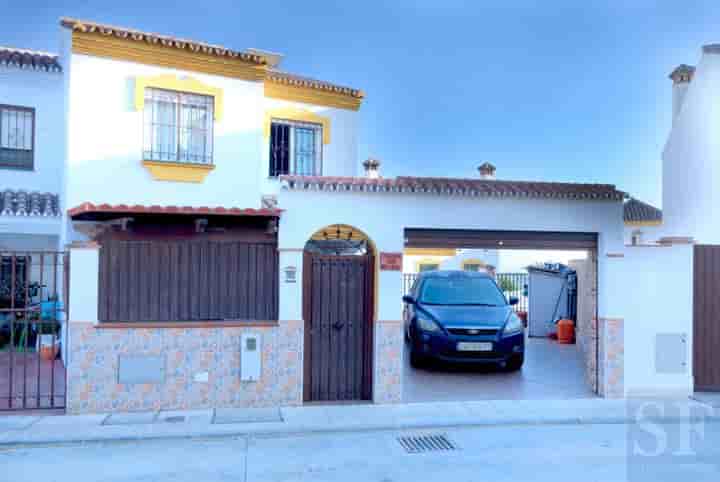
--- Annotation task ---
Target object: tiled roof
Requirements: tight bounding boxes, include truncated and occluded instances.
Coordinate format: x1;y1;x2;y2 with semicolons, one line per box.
0;46;62;72
60;17;268;66
280;175;626;201
267;70;364;100
624;199;662;224
67;202;283;220
1;190;61;217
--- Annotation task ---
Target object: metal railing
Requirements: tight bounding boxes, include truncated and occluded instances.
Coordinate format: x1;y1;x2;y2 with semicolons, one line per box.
0;251;68;410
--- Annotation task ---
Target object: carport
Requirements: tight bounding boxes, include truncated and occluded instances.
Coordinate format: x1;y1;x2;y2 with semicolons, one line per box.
276;174;627;404
402;228;599;402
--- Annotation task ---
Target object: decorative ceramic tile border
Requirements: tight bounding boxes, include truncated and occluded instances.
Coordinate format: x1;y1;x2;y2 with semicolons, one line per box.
598;318;624;398
373;321;403;404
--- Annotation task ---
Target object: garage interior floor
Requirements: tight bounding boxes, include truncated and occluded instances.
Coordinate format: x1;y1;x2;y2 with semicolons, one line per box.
403;334;596;402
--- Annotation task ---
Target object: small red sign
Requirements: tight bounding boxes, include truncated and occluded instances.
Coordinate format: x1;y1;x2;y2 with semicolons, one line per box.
380;252;403;271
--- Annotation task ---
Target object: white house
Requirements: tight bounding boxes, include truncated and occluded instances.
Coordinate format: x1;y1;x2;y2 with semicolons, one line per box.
0;46;65;251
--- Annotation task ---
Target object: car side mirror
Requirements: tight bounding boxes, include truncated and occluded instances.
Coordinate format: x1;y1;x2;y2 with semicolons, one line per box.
402;295;416;305
508;296;519;306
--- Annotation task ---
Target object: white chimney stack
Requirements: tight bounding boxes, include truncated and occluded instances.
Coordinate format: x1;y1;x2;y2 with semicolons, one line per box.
363;158;381;179
669;64;695;126
478;162;496;180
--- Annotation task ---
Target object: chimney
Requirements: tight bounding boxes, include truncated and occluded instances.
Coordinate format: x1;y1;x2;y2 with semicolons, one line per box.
363;158;381;179
669;64;695;125
478;162;496;180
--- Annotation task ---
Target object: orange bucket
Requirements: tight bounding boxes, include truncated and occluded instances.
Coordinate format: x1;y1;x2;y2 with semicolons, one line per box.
556;319;575;344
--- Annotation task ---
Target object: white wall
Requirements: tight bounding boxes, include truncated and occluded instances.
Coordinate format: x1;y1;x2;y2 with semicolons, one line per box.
0;65;66;195
277;189;624;322
66;54;360;220
662;47;720;244
604;244;694;397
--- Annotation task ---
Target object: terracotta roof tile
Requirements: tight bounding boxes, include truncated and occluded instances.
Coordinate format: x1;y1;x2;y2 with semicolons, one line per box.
267;70;364;99
280;175;626;201
0;46;62;72
624;199;662;224
60;17;268;66
68;202;282;219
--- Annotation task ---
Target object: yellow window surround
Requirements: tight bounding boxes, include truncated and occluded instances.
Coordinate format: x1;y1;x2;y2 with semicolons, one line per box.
263;108;331;144
142;161;215;183
135;75;222;183
134;74;224;121
462;259;487;271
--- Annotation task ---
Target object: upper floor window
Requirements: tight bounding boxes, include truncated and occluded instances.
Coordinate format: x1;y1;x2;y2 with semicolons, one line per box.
418;263;439;272
143;88;214;165
0;105;34;170
463;263;483;272
269;119;322;177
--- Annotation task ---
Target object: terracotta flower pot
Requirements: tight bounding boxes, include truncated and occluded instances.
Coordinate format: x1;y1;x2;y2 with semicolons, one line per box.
39;343;59;361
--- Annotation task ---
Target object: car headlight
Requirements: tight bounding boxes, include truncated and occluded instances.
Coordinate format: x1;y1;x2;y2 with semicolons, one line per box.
416;314;442;333
503;313;524;336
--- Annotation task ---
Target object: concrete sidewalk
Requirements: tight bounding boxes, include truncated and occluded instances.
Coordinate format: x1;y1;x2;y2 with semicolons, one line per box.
1;398;717;447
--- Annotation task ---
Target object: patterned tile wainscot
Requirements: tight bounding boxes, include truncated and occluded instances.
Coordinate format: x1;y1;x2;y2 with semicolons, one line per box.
66;320;303;414
373;320;403;404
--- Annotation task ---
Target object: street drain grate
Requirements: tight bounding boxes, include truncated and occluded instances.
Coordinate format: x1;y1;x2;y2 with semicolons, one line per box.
397;434;458;454
164;416;186;423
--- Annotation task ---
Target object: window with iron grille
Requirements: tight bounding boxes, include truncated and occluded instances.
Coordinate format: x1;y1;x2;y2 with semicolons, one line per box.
463;263;483;272
269;119;322;177
0;105;34;170
143;88;214;165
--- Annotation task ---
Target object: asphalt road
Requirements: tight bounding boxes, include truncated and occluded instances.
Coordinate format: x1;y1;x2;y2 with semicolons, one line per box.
2;421;719;482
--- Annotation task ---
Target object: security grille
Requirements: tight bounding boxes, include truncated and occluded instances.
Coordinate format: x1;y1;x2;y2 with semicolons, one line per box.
397;434;458;453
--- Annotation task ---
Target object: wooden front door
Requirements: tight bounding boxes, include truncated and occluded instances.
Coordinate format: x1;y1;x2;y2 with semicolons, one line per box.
694;245;720;391
303;253;373;402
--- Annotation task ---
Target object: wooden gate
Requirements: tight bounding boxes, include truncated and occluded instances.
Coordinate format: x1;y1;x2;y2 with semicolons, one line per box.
303;253;374;402
694;245;720;391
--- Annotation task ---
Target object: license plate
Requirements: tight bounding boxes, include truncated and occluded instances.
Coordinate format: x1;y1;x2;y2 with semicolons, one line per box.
457;342;493;352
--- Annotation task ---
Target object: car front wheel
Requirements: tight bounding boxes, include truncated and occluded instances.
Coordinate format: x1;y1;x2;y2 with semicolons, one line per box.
505;354;524;372
409;345;427;368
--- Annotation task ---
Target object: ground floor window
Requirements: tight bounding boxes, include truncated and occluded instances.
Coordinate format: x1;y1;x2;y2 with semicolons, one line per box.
98;239;278;322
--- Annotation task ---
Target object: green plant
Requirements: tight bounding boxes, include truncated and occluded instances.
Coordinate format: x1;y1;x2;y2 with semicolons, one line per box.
498;277;518;292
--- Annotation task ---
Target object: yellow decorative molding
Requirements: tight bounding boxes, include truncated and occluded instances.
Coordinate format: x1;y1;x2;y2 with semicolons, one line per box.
264;81;363;111
71;31;267;82
624;221;663;227
404;248;456;257
264;108;330;144
142;160;215;183
134;74;224;120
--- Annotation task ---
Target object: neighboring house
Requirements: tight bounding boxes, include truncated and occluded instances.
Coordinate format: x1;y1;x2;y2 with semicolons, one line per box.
662;47;720;244
402;247;498;274
0;46;65;251
623;198;662;245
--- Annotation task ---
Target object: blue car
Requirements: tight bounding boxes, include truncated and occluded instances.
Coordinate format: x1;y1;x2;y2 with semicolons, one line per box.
403;270;525;371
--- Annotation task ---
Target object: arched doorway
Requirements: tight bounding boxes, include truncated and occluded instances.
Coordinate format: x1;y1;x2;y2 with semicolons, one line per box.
303;224;375;402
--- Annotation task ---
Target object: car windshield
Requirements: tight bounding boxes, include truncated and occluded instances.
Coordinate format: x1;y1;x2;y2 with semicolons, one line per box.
419;277;507;306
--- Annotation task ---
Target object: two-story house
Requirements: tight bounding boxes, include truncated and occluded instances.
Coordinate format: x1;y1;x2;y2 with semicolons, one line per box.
0;46;65;250
59;18;365;412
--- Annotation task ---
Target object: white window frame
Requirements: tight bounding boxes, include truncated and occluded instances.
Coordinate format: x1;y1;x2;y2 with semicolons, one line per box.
271;118;323;176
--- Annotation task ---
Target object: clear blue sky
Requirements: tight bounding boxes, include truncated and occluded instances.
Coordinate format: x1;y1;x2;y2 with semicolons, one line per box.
3;1;720;207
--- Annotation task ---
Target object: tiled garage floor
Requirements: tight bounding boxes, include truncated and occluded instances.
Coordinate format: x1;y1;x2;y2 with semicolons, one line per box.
403;335;595;402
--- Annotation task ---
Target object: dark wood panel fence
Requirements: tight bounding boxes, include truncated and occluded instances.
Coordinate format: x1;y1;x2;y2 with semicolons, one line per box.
693;245;720;391
99;240;278;322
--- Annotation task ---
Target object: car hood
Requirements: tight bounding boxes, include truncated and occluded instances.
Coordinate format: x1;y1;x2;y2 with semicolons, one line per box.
417;303;511;329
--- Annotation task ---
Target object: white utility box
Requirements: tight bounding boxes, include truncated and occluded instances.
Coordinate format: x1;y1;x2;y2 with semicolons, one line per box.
240;333;262;381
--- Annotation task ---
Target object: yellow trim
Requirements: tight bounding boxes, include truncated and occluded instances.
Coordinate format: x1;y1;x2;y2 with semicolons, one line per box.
264;81;362;111
71;31;268;81
415;258;442;272
142;161;215;183
462;259;486;271
264;108;330;144
404;248;457;257
134;74;224;120
625;221;662;227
